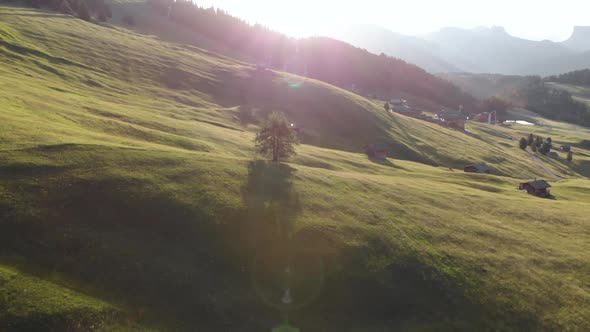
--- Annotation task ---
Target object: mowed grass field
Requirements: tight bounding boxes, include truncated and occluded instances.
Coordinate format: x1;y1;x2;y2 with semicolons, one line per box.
1;5;590;331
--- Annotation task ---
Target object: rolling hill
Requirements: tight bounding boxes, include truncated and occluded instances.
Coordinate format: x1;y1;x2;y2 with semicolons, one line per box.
0;4;590;332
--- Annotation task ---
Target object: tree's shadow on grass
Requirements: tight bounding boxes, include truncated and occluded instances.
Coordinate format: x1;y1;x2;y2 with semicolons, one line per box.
241;160;301;246
368;157;394;167
570;159;590;177
368;157;408;170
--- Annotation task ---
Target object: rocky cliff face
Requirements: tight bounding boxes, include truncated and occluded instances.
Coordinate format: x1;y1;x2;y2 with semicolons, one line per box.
562;26;590;51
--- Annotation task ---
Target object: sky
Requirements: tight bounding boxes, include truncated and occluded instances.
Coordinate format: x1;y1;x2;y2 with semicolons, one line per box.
196;0;589;41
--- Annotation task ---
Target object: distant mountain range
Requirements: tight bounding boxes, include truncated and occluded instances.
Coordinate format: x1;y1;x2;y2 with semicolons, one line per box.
335;25;590;75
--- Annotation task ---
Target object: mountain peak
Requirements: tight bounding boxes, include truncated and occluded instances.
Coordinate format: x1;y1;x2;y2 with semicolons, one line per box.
563;26;590;51
573;25;590;33
490;26;507;34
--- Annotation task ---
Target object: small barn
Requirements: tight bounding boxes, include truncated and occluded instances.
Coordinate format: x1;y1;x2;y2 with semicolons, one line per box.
464;163;493;174
390;99;407;106
365;144;388;160
438;112;467;130
519;180;552;198
393;104;422;116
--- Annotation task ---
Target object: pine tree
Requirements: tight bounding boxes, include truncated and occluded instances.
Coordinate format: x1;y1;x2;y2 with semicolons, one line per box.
384;102;390;112
567;151;573;161
540;142;551;155
255;112;299;162
519;137;528;150
527;133;534;146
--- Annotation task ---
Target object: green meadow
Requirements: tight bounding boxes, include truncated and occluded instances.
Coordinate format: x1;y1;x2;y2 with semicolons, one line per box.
0;5;589;331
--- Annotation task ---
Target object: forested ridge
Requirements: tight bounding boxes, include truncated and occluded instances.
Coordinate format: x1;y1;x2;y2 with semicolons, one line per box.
144;0;479;110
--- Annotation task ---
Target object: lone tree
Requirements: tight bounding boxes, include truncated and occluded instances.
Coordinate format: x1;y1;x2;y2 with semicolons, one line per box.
384;102;390;112
567;151;573;161
519;137;528;150
255;112;298;162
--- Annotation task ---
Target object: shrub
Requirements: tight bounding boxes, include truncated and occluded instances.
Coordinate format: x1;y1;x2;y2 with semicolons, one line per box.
539;142;551;155
527;133;534;146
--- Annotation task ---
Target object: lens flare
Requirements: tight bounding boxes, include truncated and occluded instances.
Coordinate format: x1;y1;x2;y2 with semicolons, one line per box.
252;247;324;312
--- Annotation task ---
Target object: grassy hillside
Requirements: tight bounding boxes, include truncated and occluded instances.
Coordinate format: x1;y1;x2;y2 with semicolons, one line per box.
547;82;590;107
504;108;590;177
0;262;116;331
1;5;590;331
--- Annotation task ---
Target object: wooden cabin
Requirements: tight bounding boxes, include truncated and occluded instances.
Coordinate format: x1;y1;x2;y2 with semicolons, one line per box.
365;144;388;160
464;163;493;174
519;180;552;198
438;112;467;130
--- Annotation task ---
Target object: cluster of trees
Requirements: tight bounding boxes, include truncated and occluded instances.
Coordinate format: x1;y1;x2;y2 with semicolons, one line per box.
546;69;590;86
519;133;554;155
2;0;112;21
479;96;511;115
145;0;478;110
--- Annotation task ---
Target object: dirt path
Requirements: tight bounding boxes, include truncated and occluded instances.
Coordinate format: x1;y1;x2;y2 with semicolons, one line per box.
524;146;566;181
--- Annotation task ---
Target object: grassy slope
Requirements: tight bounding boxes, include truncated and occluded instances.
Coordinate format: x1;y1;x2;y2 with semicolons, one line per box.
546;82;590;107
0;6;589;331
0;262;116;331
506;107;590;178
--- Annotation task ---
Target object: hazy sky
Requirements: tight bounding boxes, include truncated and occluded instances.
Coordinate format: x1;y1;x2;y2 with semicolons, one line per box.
197;0;589;41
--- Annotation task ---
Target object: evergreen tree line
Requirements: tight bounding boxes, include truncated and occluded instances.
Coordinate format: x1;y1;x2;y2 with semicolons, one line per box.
146;0;478;110
545;69;590;86
1;0;112;21
479;96;510;115
522;79;590;127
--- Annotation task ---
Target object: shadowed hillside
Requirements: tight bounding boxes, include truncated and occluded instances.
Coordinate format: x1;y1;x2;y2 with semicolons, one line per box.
107;0;478;110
